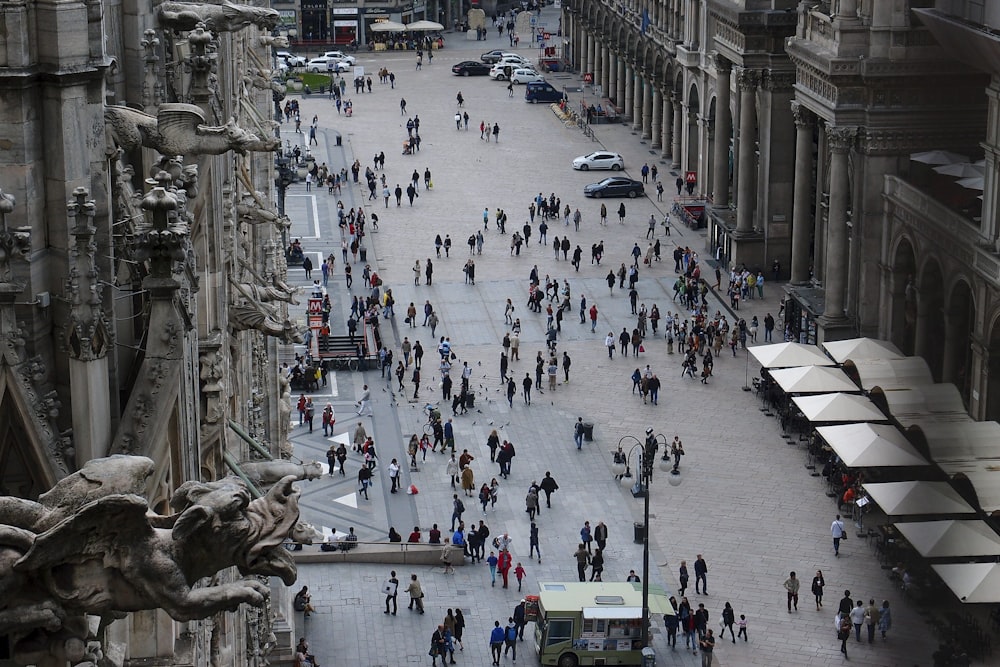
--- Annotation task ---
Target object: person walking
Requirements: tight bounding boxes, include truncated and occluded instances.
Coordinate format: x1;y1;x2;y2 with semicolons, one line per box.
405;574;424;613
784;571;800;612
574;543;590;582
878;600;892;640
388;458;401;493
489;621;505;665
529;521;541;563
812;570;826;610
498;548;512;589
503;618;517;661
429;625;446;666
865;599;880;643
573;417;585;450
678;560;689;596
383;570;399;615
539;471;559;507
525;487;539;520
522;372;532;405
589;547;604;581
356;384;371;416
594;521;608;551
663;598;679;649
487;550;499;586
720;602;736;642
694;554;708;594
849;599;866;642
837;612;852;658
698;629;715;667
580;521;593;553
831;514;847;556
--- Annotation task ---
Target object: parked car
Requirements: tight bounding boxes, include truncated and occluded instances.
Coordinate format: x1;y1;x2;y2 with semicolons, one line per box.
275;51;306;67
496;55;529;68
524;81;566;103
321;51;356;66
510;68;545;84
452;60;492;76
573;151;625;171
584;176;645;198
307;56;351;73
490;63;536;80
481;49;512;64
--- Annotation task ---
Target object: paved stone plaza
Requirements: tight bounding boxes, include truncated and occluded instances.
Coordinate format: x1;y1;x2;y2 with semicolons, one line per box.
281;11;943;666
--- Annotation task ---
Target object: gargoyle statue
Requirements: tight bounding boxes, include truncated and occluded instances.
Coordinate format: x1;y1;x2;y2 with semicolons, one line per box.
0;455;301;650
105;103;280;156
229;280;304;343
260;34;289;49
158;1;279;34
236;193;291;232
240;460;324;489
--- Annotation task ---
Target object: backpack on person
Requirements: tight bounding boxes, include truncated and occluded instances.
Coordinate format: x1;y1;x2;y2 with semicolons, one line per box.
456;499;465;513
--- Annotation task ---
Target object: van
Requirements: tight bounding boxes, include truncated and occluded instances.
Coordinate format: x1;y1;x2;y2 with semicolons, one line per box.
525;81;565;104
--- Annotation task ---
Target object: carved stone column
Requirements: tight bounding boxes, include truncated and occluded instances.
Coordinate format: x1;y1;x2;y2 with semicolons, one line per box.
651;87;663;149
633;72;645;132
712;56;732;208
602;46;612;93
661;92;673;159
593;44;602;90
586;33;595;79
66;187;112;466
640;80;653;140
608;52;618;103
790;102;815;285
838;0;858;19
735;69;759;234
671;94;683;169
617;59;627;107
624;65;635;119
822;125;856;322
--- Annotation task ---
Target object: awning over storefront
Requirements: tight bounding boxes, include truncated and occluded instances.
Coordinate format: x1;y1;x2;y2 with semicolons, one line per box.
792;393;887;423
932;563;1000;603
408;20;444;30
749;342;835;369
842;357;935;391
370;20;407;31
770;365;859;394
863;481;976;517
896;521;1000;559
822;337;905;364
815;423;929;468
878;384;969;428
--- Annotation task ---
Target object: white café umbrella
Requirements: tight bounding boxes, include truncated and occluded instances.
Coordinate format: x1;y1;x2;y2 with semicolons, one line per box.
896;521;1000;559
408;20;445;31
933;162;985;178
770;366;859;394
957;176;985;190
748;342;835;369
815;423;929;468
910;150;969;165
792;393;886;423
932;563;1000;603
863;481;976;517
370;21;407;32
822;337;904;364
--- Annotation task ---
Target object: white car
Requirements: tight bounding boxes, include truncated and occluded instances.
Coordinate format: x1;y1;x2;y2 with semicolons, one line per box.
497;55;528;67
307;56;351;73
573;151;625;171
510;68;545;84
275;51;306;67
321;51;357;66
490;62;536;80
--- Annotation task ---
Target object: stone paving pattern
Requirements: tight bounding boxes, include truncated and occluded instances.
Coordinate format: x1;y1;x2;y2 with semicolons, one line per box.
281;10;944;665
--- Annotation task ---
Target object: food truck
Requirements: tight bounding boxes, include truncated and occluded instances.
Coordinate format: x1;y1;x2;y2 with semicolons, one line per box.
531;582;672;666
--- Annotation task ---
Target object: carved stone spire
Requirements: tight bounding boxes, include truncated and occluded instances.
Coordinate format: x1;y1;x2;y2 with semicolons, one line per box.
136;174;187;289
185;23;217;105
65;187;109;361
141;28;162;111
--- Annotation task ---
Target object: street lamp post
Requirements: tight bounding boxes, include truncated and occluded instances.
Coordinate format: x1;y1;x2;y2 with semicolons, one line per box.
612;430;680;657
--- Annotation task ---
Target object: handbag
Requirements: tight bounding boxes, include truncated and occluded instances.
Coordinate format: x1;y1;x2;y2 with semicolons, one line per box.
639;345;645;353
404;317;411;324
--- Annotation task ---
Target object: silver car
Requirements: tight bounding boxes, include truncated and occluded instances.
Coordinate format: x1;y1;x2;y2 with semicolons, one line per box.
573;151;625;171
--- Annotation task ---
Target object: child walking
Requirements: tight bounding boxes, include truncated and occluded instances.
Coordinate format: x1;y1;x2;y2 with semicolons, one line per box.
514;562;526;592
737;614;748;642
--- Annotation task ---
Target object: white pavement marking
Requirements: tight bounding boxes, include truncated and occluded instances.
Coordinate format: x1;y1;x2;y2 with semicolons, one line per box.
327;432;351;446
286;194;322;238
332;492;358;509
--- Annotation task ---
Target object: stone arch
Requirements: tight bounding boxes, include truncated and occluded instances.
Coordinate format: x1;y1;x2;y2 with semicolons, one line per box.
917;257;946;380
944;278;976;403
889;237;917;355
686;81;700;171
985;311;1000;421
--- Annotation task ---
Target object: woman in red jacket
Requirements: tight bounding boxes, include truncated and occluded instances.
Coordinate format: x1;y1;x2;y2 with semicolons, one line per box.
497;549;513;589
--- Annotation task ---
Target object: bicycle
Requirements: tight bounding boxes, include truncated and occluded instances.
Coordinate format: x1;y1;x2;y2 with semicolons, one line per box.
422;402;441;435
329;356;359;371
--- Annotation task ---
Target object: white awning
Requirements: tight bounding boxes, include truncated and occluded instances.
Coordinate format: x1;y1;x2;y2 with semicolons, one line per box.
932;563;1000;603
909;149;970;165
815;423;929;468
408;20;445;30
822;337;905;364
863;481;976;516
896;521;1000;559
845;357;935;390
583;607;642;619
370;21;407;32
793;393;886;423
748;342;835;369
880;384;969;428
770;366;859;394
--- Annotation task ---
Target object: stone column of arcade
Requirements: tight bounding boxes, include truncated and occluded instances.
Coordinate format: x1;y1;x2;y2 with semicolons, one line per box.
735;68;759;234
671;93;683;169
712;56;732;208
642;80;654;140
608;52;618;106
633;71;644;132
821;125;856;323
651;88;662;149
660;92;673;159
790;102;815;285
625;64;635;119
617;59;627;110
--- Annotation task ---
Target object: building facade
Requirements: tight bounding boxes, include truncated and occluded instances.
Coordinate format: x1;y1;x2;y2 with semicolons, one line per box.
1;0;301;664
563;0;1000;419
